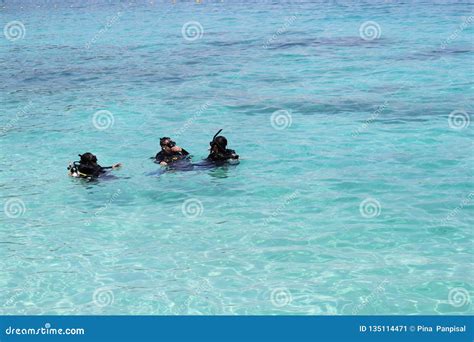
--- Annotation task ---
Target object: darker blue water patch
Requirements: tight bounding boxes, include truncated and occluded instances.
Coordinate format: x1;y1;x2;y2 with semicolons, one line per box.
206;39;259;48
376;117;431;124
224;104;282;115
266;36;389;50
395;46;474;61
224;99;460;118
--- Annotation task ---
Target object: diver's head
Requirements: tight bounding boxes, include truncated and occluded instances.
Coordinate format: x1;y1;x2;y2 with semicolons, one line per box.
160;137;176;152
79;152;97;165
212;136;227;152
209;129;228;153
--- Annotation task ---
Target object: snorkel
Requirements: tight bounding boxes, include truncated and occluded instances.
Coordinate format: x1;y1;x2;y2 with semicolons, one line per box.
212;129;223;143
209;129;239;161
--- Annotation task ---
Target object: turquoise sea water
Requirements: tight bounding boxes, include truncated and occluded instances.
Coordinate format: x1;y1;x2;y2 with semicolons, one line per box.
0;1;473;315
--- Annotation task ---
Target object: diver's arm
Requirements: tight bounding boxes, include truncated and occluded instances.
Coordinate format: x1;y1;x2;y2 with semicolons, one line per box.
170;146;188;155
102;163;122;170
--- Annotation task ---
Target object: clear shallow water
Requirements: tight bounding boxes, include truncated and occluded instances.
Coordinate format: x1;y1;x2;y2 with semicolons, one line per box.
0;0;473;315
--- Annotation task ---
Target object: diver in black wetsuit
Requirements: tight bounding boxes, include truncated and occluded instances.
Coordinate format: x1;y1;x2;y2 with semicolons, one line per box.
68;152;122;178
207;129;239;163
155;137;190;166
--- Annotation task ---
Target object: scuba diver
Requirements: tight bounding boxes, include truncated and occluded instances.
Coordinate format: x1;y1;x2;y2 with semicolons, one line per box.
68;152;122;178
155;137;190;166
148;131;238;176
206;129;239;163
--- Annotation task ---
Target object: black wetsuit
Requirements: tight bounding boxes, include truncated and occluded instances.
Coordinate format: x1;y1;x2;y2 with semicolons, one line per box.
77;163;112;178
147;149;238;176
155;149;190;164
207;149;239;162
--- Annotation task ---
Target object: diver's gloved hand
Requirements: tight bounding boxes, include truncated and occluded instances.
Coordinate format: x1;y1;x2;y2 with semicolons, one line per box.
112;163;122;169
226;149;239;160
